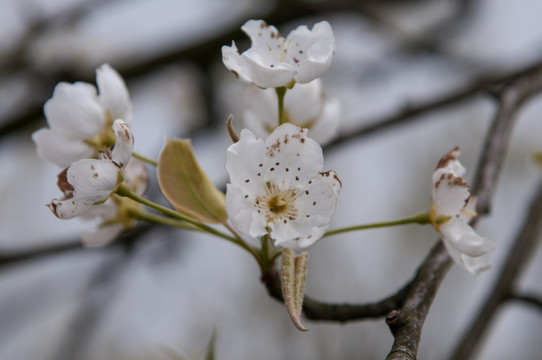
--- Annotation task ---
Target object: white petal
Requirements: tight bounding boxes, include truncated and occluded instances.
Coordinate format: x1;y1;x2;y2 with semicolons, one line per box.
109;119;134;168
82;223;124;247
221;20;296;88
440;218;496;257
123;158;149;195
243;85;279;135
432;170;471;216
226;183;267;239
44;82;105;140
306;97;341;145
225;128;267;193
434;147;466;177
278;226;326;251
96;63;132;123
32;128;94;168
48;159;120;219
288;21;335;84
272;170;341;249
262;123;324;188
284;80;324;126
460;252;493;276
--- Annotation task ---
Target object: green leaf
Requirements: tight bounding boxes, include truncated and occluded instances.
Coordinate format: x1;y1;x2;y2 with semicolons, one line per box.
280;248;309;331
157;137;227;223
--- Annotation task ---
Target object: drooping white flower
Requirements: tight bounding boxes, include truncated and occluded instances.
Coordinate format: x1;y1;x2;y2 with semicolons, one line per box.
244;79;340;145
225;123;341;250
32;63;132;168
222;19;335;88
80;158;149;247
430;147;496;275
47;119;134;220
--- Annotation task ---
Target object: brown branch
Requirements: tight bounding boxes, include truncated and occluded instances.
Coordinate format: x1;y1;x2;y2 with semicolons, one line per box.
384;241;452;360
262;270;412;323
449;179;542;360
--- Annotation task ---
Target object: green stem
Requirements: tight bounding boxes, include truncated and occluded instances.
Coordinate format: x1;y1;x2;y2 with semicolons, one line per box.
132;151;158;166
116;183;234;243
129;209;200;231
276;86;287;125
324;211;431;238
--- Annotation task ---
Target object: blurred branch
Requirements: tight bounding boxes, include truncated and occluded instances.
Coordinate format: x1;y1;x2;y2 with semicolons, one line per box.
327;59;542;149
0;224;155;271
473;66;542;214
507;293;542;312
449;179;542;360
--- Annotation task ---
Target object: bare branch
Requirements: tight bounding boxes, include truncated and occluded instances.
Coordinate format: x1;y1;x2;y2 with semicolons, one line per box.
384;241;452;360
507;293;542;313
473;66;542;214
262;270;412;323
450;179;542;360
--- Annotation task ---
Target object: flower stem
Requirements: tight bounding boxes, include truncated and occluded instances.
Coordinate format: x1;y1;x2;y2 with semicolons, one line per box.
324;211;431;237
132;151;158;166
116;183;233;243
128;208;200;231
276;86;287;125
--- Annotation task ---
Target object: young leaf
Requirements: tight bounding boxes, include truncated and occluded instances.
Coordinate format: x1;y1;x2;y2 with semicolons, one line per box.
280;248;309;331
157;137;228;223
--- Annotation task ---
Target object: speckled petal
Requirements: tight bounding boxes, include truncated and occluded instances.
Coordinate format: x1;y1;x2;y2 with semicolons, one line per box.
47;159;120;219
287;21;335;84
109;119;134;169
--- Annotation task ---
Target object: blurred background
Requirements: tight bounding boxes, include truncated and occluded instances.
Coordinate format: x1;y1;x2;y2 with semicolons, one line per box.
0;0;541;359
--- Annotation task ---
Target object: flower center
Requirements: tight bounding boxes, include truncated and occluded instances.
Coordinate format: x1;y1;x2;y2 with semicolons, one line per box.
268;195;287;213
256;182;298;224
84;114;116;155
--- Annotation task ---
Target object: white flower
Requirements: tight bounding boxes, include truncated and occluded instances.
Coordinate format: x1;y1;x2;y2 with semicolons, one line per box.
80;158;149;247
430;147;496;275
244;79;340;145
222;19;335;88
32;63;132;168
225;123;341;250
47;119;134;220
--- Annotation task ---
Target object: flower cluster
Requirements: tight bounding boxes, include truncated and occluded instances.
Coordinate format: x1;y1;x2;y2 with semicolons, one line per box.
430;147;496;275
33;64;147;246
33;19;495;280
33;64;132;168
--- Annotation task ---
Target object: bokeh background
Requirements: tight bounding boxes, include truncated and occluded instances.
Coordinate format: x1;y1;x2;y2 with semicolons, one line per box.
0;0;541;359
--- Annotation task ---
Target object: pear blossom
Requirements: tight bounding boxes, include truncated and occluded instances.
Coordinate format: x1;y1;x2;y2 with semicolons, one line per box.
244;79;340;145
225;123;341;250
430;147;496;275
32;63;132;168
80;158;149;247
47;119;133;220
222;19;335;88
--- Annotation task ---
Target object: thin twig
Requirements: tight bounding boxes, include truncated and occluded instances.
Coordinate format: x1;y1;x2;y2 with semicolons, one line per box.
473;66;542;214
506;293;542;313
